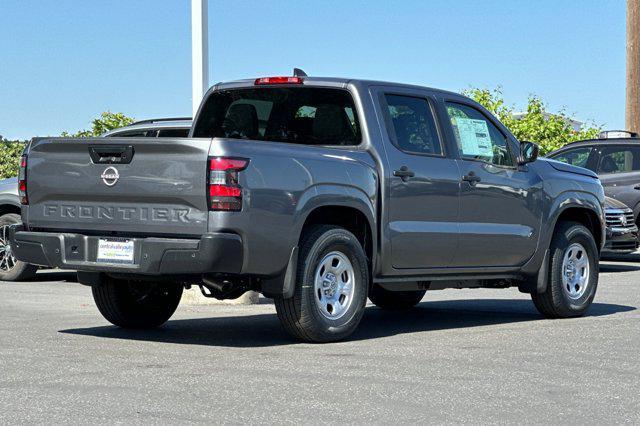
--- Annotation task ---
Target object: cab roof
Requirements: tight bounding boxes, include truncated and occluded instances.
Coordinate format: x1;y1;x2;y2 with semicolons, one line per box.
210;76;463;99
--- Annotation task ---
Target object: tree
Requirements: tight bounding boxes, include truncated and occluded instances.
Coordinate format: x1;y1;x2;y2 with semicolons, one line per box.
0;136;26;180
463;87;600;154
61;111;134;137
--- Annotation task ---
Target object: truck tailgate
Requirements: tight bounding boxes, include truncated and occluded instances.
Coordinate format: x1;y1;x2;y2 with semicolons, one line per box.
25;137;211;237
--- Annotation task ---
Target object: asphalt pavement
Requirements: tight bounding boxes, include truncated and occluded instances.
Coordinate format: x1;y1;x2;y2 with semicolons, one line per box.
1;258;639;424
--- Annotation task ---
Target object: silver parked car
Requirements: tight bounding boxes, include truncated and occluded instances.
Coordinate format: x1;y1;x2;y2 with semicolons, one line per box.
0;118;191;281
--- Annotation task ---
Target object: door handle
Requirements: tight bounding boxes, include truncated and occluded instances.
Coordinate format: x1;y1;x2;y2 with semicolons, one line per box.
393;166;415;182
462;172;481;186
634;184;640;190
88;145;134;164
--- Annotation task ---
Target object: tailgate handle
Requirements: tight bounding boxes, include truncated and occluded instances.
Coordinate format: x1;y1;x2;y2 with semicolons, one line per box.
88;145;134;164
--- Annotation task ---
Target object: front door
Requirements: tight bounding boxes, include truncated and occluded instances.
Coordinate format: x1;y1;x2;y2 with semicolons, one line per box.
380;92;461;269
443;101;541;267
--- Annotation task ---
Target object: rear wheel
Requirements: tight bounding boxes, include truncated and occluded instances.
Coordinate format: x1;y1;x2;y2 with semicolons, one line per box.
369;285;426;310
92;276;183;328
0;213;37;282
274;225;369;342
532;221;598;318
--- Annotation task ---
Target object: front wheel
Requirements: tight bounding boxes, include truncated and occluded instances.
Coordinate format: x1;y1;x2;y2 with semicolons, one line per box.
274;225;369;342
531;221;598;318
92;276;183;328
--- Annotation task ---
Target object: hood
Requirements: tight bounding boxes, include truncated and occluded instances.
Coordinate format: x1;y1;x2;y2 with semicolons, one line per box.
604;196;629;210
541;157;598;178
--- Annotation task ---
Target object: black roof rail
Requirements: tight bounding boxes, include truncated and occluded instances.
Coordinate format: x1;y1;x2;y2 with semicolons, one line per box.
598;130;639;139
129;117;192;126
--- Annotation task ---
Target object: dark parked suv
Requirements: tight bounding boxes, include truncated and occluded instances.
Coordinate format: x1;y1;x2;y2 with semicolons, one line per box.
547;131;640;255
547;131;640;224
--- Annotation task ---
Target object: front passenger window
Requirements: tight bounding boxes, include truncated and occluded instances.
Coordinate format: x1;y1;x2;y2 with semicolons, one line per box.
446;102;513;167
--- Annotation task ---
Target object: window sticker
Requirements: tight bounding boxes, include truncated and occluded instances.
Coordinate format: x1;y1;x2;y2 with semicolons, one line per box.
456;118;493;157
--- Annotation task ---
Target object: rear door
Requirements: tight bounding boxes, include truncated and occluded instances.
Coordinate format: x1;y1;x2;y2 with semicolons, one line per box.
442;100;541;267
25;137;211;237
594;144;640;212
376;89;461;269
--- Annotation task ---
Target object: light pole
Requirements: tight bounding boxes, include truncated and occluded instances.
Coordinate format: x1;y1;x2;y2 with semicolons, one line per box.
192;0;209;117
627;0;639;133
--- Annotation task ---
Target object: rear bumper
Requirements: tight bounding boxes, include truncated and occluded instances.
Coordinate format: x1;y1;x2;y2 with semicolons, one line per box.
602;226;639;255
8;225;243;275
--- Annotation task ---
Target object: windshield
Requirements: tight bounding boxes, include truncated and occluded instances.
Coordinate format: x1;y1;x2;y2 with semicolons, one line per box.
192;87;361;146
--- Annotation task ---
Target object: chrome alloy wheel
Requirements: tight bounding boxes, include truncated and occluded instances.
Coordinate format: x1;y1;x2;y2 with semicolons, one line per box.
561;243;590;300
0;224;17;272
313;251;355;320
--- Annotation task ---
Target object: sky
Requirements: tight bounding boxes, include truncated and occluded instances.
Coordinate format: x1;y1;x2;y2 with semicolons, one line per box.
0;0;627;140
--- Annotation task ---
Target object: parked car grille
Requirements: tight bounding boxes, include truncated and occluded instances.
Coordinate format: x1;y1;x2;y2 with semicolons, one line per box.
605;209;636;228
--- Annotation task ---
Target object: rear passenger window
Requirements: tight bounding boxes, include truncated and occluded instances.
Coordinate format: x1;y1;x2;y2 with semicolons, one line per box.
193;88;360;146
384;95;442;156
597;146;640;174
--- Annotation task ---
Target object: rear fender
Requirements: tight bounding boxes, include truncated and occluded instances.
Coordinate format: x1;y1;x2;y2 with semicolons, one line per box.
293;184;377;250
262;184;376;299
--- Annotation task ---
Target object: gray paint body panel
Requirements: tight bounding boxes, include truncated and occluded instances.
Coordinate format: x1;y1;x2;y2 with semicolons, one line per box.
15;77;606;286
25;137;211;237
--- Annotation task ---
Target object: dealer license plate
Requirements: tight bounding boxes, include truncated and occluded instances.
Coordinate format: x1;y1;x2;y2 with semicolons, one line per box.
96;238;135;264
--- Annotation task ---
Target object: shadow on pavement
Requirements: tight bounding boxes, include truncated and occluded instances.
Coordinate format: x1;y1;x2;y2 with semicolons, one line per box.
601;253;640;263
600;262;640;273
32;270;79;282
59;299;635;348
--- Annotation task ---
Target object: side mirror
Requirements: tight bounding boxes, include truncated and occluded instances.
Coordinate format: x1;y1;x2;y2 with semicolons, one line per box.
519;141;539;165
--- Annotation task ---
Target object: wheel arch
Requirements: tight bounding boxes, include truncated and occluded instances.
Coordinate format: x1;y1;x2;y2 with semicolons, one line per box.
551;204;604;252
300;204;375;268
0;199;21;217
302;186;375;254
520;192;604;294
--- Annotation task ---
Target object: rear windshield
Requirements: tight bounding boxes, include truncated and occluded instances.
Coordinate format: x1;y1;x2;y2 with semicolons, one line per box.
192;87;361;146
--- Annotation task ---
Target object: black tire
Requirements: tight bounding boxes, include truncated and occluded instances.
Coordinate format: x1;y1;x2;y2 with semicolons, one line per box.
531;221;599;318
0;213;37;282
274;225;369;342
369;285;426;310
92;276;183;328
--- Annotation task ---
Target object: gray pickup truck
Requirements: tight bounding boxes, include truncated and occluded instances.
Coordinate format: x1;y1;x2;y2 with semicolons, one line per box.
9;75;605;342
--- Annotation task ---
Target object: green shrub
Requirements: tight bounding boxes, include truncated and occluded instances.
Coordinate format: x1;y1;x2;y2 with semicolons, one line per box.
0;139;25;179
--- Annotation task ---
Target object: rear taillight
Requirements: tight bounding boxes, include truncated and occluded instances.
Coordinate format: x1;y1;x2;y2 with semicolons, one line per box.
208;157;249;211
254;76;303;85
18;155;27;205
